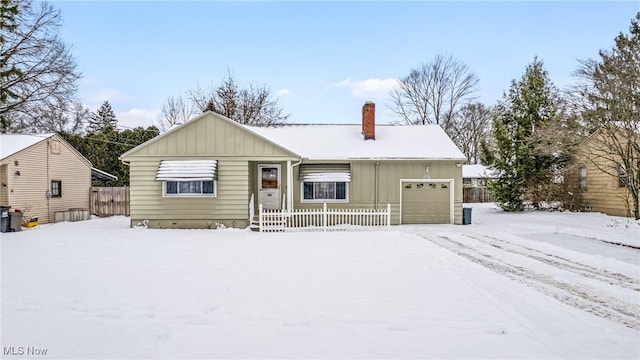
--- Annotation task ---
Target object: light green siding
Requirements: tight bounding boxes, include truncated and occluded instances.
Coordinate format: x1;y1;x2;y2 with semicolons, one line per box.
124;113;297;228
124;113;464;228
122;112;296;160
293;160;463;225
128;158;250;228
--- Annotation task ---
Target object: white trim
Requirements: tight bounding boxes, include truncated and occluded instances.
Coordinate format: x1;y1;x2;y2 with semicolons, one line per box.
286;160;293;211
162;180;217;198
300;181;349;204
399;178;454;225
259;202;391;232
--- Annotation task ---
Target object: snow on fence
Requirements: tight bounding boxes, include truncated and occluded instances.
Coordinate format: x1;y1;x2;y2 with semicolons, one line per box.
259;203;391;232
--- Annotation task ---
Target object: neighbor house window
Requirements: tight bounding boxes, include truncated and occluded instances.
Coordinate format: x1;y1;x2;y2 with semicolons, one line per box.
618;165;628;188
579;166;587;189
463;178;472;186
51;180;62;198
302;182;348;202
164;180;215;197
477;178;486;186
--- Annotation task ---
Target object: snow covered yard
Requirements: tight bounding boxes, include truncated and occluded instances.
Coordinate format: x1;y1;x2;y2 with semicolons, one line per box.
1;206;639;359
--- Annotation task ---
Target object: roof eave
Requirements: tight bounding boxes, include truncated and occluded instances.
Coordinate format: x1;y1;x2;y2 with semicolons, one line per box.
303;157;467;161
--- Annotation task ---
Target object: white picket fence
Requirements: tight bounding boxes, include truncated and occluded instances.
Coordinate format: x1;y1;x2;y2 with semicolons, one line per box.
258;203;391;232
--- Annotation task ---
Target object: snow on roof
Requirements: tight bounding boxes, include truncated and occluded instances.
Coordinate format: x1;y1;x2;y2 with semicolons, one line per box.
0;133;55;160
462;164;498;178
247;124;466;160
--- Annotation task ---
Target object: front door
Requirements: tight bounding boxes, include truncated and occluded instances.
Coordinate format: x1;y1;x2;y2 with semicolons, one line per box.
258;164;281;209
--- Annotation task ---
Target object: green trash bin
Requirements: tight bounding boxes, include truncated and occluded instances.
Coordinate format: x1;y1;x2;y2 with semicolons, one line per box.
1;206;10;233
463;207;472;225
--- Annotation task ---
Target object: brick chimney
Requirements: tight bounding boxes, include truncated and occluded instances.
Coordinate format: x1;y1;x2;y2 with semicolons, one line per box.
362;101;375;140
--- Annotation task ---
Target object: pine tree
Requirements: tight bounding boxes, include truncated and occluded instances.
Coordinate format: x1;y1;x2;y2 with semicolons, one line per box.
88;100;117;133
61;125;160;186
481;58;563;211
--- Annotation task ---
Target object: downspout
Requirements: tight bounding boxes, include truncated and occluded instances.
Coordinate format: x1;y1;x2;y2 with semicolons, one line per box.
374;161;379;210
290;158;302;212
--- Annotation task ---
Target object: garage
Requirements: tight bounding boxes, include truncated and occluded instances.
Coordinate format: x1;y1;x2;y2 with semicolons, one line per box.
401;180;452;224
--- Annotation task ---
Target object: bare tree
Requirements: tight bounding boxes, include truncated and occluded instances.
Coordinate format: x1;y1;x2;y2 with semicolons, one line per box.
157;95;196;132
573;12;640;219
187;73;289;127
389;54;479;133
449;103;492;164
29;100;88;134
0;0;80;132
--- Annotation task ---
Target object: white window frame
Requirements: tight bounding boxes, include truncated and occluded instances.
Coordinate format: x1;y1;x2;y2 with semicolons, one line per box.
579;166;587;190
618;165;628;188
51;180;62;198
163;180;217;197
300;181;349;203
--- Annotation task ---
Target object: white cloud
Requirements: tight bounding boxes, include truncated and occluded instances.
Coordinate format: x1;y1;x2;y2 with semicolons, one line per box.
330;77;398;99
116;108;161;129
276;88;292;97
88;87;137;104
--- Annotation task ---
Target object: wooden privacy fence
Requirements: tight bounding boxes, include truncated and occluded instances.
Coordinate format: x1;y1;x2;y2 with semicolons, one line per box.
463;187;493;203
259;203;391;232
90;187;130;217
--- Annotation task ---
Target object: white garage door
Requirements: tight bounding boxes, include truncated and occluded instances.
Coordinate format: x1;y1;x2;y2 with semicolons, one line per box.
401;181;451;224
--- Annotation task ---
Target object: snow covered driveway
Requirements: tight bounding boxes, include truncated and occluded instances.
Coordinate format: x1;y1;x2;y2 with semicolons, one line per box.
405;204;640;331
1;205;639;359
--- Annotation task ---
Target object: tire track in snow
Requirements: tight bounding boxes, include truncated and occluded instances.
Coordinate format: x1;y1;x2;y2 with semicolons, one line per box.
414;233;640;330
465;233;640;291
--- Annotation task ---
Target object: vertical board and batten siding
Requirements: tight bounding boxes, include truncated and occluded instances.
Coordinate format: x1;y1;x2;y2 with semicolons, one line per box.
123;113;297;228
0;135;91;224
128;114;295;158
292;160;463;225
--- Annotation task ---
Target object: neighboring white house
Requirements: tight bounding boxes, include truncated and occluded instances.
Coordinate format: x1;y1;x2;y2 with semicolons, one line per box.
462;164;497;188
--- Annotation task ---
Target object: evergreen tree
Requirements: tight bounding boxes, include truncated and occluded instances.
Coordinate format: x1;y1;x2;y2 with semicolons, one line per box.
59;125;159;186
88;100;117;133
481;58;564;211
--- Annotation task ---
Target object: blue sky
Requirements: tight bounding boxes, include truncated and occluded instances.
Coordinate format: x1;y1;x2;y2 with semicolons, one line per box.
53;1;638;128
